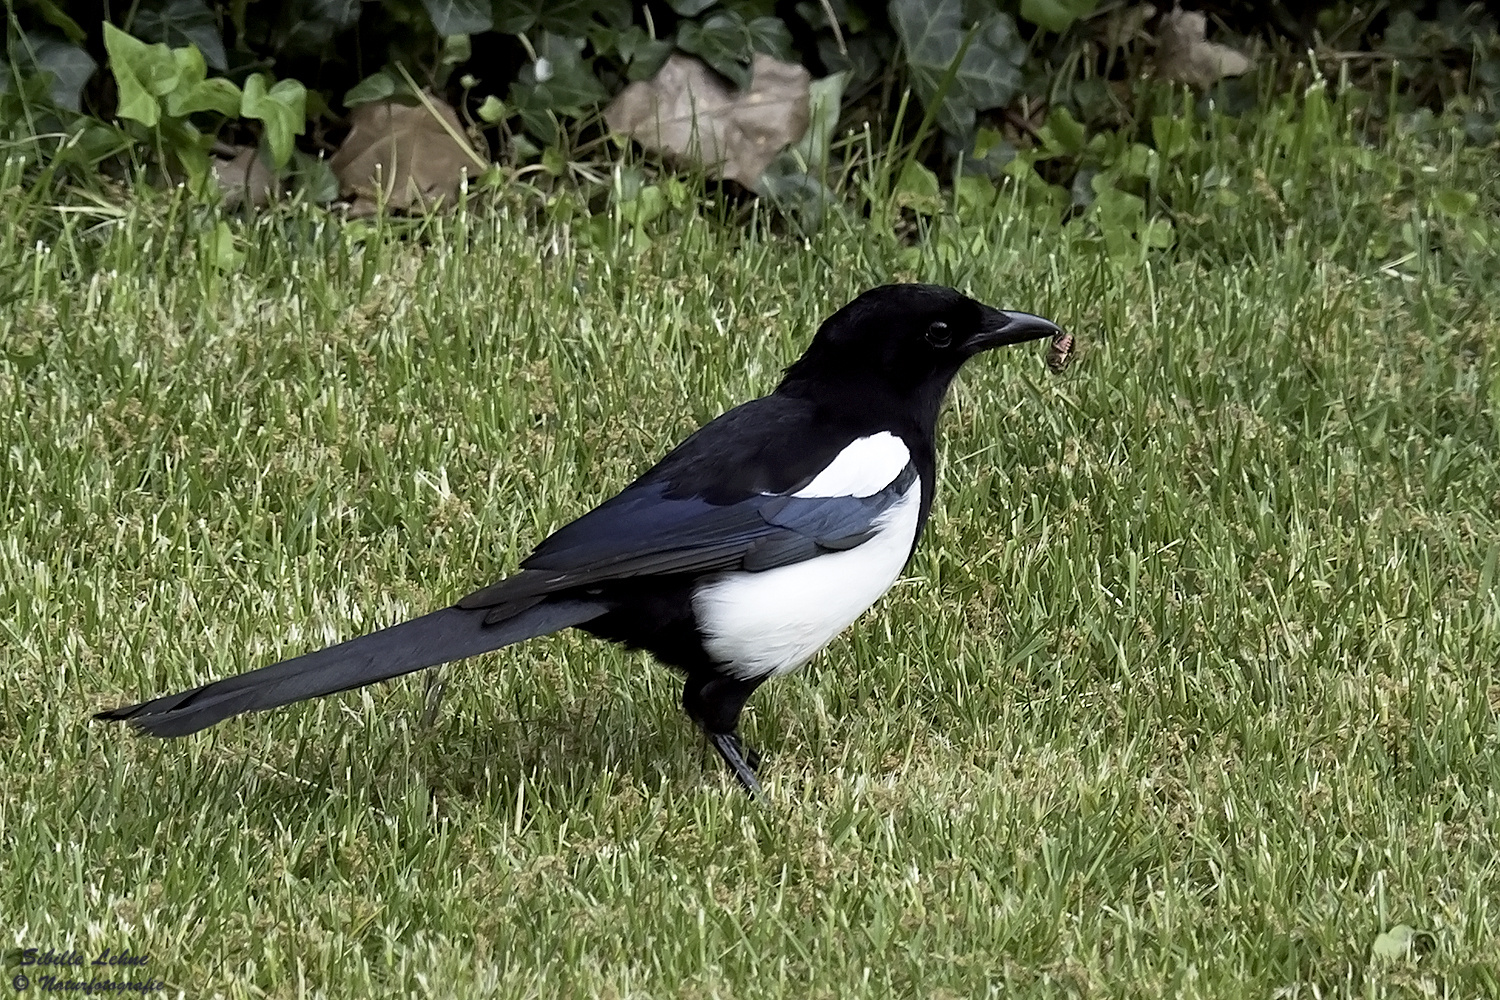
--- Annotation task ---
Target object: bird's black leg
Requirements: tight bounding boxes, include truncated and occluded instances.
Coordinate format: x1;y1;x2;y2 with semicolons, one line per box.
682;673;766;797
707;731;762;797
740;739;762;772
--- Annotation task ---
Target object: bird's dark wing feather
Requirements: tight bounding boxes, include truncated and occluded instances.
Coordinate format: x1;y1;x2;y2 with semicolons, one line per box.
458;393;914;620
96;599;608;736
631;394;855;501
457;469;916;618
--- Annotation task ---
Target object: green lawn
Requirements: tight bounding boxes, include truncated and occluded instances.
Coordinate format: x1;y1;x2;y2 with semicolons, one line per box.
3;97;1499;997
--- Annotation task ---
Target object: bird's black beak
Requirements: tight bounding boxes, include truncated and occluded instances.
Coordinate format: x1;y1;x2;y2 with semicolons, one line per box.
965;307;1062;352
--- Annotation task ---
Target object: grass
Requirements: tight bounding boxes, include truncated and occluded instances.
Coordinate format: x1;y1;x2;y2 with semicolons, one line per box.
3;92;1500;998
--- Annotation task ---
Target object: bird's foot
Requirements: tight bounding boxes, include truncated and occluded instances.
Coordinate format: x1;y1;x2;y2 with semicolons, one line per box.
707;731;763;798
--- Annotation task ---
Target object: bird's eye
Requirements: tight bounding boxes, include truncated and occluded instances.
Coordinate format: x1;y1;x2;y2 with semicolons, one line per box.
925;321;952;347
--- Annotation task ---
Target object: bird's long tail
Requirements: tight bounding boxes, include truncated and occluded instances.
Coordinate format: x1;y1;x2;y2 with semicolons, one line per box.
94;599;608;737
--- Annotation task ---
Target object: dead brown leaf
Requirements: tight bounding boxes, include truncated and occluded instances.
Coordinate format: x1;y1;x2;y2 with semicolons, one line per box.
329;96;483;216
604;53;811;186
212;146;278;210
1155;6;1252;88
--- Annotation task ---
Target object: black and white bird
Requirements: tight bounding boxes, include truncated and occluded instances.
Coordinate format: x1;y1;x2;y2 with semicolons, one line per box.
97;284;1060;795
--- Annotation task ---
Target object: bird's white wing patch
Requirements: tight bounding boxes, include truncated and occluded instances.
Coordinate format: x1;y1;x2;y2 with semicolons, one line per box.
793;432;911;498
693;477;922;680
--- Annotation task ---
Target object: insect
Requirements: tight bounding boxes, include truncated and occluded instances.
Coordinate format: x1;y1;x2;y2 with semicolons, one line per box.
1046;331;1075;374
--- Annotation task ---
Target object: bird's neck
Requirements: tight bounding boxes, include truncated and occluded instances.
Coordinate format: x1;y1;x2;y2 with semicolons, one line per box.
775;370;956;445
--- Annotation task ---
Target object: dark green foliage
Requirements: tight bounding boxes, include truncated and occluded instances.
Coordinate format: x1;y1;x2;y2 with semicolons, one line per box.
131;0;227;70
1375;1;1500;143
271;0;362;58
889;0;1025;136
1019;0;1095;34
0;0;1496;204
508;32;610;143
418;0;493;37
676;10;794;89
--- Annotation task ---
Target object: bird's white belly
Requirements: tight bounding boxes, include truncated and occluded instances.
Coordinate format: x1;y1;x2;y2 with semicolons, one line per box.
691;477;922;680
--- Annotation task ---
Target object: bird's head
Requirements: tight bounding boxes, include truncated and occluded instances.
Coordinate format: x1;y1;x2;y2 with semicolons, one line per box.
778;284;1060;409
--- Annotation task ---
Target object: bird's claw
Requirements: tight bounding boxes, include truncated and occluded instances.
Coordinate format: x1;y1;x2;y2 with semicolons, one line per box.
707;731;763;798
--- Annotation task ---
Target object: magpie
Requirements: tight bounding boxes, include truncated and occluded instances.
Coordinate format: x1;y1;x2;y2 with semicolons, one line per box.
96;284;1060;796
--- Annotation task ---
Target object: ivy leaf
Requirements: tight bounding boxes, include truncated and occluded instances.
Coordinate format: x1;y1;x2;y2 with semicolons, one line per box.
746;16;794;61
888;0;1024;136
290;150;340;204
669;0;718;15
818;34;886;87
103;24;183;99
103;23;183;126
1108;142;1157;181
208;220;245;270
961;124;1015;177
419;0;493;36
276;0;361;57
166;46;205;88
677;12;755;89
344;70;400;107
795;0;867;32
516;33;607;108
163;47;240;117
12;33;97;111
893;159;941;213
493;0;631;35
1036;105;1085;156
508;32;607;140
133;0;228;71
789;70;847;169
241;73;307;167
616;26;674;81
157;116;215;191
1019;0;1097;34
169;76;241;116
954;173;995;212
440;34;472;66
477;94;506;122
584;0;633;31
756;165;840;231
491;0;538;34
1151;113;1195;159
